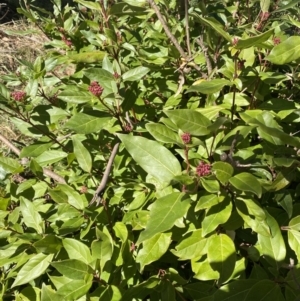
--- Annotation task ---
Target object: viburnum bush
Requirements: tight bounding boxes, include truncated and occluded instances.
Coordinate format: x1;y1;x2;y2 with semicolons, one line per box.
1;0;300;299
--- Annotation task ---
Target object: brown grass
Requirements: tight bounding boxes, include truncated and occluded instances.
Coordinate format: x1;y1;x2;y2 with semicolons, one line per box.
0;19;46;150
0;19;47;74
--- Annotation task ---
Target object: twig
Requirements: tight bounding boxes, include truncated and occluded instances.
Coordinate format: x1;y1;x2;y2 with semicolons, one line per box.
174;71;185;97
195;36;213;76
147;0;187;59
0;133;66;184
0;134;21;156
89;142;120;206
184;0;191;57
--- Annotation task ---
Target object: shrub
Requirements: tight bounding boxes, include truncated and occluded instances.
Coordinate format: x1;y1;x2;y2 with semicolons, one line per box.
0;0;300;300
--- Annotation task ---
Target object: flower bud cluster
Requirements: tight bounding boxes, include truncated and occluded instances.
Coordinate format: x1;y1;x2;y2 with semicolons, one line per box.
181;132;191;144
11;91;26;102
88;81;104;97
196;161;211;177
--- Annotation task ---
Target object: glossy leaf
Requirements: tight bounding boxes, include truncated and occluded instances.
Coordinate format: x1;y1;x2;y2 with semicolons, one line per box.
207;234;236;284
72;137;92;173
186;79;232;94
41;284;63;301
51;259;93;279
235;29;274;49
202;198;232;237
257;211;286;269
195;194;224;211
267;36;300;65
212;162;234;185
0;156;23;174
58;86;91;104
68;51;106;63
164;109;211;136
192;256;219;281
136;232;171;270
122;66;150;81
214;280;258;301
56;277;93;300
63;238;93;265
20;141;52;158
191;13;232;41
245;279;285;301
171;229;207;260
146;123;180;144
12;253;54;287
137;192;190;243
118;134;181;184
229;172;262;197
35;150;68;167
64;112;111;134
20;198;44;234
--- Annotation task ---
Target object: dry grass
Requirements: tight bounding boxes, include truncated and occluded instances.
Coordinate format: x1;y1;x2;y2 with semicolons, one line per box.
0;19;46;150
0;18;47;74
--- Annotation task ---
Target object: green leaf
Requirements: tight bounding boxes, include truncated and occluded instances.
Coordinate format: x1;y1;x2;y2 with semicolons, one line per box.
12;253;54;287
0;156;23;174
64;112;111;134
100;285;122;301
57;277;92;301
137;192;190;243
195;194;224;211
164;109;210;136
245;279;285;300
58;184;86;209
16;179;36;194
118;134;181;185
229;172;262;197
122;66;150;82
146;123;180;144
34;235;62;254
84;68;114;96
257;211;286;269
91;230;114;271
192;256;219;281
275;0;300;12
235;199;270;237
136;232;172;271
202;198;232;237
75;0;101;10
260;0;270;12
214;280;258;301
186;79;232;94
63;238;93;265
288;216;300;260
68;51;106;63
51;259;93;280
161;280;176;301
20;141;52;158
207;234;236;284
41;284;63;301
35;150;67;167
235;28;274;49
72;137;92;173
212;162;234;185
20;198;44;234
267;36;300;65
191;13;232;42
58;86;92;104
200;178;220;193
171;229;207;260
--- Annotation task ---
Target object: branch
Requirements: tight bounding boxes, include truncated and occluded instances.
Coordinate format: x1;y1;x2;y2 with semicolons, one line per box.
195;36;213;75
147;0;187;59
184;0;191;57
89;142;120;206
0;133;66;184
